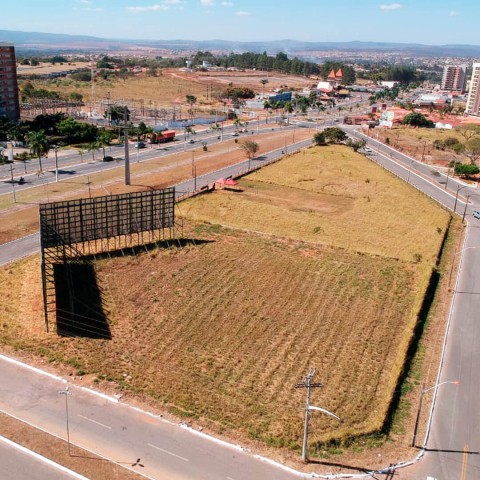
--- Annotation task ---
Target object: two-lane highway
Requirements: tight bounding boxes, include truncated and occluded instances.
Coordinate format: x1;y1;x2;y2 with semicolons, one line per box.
0;356;304;480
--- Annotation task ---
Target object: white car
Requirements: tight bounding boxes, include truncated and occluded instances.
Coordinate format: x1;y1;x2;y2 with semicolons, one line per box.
473;210;480;220
364;147;373;153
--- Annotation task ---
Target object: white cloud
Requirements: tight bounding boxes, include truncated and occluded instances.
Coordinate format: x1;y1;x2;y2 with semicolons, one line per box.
221;1;234;5
165;0;182;4
449;10;459;16
127;4;170;12
200;0;214;6
79;0;92;4
380;3;402;11
83;6;104;12
235;10;250;16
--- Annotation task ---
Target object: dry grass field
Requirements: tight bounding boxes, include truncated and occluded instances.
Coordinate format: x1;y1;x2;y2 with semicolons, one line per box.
374;126;467;166
182;145;449;264
26;72;212;105
21;69;313;107
0;145;451;459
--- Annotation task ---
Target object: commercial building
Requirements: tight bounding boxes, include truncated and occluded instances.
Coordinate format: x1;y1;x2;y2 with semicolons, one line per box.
466;63;480;116
0;43;20;121
441;65;468;93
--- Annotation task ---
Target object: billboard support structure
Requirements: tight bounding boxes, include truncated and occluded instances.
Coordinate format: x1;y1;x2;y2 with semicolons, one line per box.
39;188;176;332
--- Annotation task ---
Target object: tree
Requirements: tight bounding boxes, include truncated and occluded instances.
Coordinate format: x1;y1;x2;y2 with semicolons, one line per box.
455;163;480;176
240;140;259;169
323;127;348;144
313;132;326;145
346;138;366;152
456;124;480;143
402;113;434;128
183;126;196;140
464;137;480;165
260;78;269;97
87;141;98;161
26;130;49;172
97;129;114;157
69;92;83;103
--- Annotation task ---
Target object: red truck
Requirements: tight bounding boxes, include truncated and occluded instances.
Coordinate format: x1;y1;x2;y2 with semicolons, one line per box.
148;130;176;144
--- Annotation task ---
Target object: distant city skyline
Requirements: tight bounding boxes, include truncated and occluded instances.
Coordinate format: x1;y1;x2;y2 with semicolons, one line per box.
1;0;479;46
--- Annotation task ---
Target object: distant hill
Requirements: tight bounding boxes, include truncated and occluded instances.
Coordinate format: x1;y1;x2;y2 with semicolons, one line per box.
2;29;480;58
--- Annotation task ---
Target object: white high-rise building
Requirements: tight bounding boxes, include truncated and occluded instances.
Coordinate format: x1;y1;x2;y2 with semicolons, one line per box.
466;63;480;116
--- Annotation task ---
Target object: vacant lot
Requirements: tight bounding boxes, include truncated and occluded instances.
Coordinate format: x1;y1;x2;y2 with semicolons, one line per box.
182;145;449;264
0;145;450;459
374;126;469;167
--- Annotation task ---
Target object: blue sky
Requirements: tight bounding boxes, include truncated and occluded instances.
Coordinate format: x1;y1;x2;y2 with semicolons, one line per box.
2;0;479;45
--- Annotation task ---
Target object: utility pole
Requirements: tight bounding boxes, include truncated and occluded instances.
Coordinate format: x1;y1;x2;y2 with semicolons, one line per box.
124;106;131;185
296;368;323;463
9;163;16;203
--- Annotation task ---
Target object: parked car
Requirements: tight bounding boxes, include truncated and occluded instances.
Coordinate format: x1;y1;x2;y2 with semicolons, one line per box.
473;210;480;220
103;156;114;162
364;147;373;153
188;139;195;144
134;141;146;149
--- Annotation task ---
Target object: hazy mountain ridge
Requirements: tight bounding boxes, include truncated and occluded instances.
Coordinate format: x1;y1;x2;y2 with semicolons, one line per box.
1;29;480;57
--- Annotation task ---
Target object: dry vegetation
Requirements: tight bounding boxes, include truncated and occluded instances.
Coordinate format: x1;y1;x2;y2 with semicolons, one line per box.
375;126;465;166
0;145;451;462
182;145;449;264
23;69;313;106
0;128;312;244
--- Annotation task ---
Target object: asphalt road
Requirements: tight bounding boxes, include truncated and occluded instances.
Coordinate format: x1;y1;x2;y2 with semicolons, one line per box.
0;357;304;480
344;125;480;480
0;435;86;480
0;118;300;193
0;131;313;267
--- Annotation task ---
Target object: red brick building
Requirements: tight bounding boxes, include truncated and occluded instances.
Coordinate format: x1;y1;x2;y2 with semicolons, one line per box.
0;43;20;121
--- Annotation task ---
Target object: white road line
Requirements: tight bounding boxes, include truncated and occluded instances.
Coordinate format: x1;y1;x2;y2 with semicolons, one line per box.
77;414;112;429
227;477;237;480
147;443;189;462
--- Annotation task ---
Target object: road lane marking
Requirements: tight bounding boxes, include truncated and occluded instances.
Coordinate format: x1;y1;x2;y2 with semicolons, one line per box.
147;443;189;462
77;414;112;430
227;477;237;480
461;444;468;480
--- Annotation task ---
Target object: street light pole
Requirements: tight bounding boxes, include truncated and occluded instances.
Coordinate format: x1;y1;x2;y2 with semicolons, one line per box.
444;157;457;190
462;195;471;223
124;106;131;186
454;184;470;213
412;380;459;447
54;145;59;183
59;386;72;455
407;160;414;183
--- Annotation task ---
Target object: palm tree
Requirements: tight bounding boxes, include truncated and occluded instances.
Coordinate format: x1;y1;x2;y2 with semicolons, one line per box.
26;130;49;172
260;78;269;97
87;141;98;161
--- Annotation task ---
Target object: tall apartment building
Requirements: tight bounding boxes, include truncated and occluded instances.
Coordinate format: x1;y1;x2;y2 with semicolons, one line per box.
0;43;20;121
466;63;480;116
441;64;468;92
